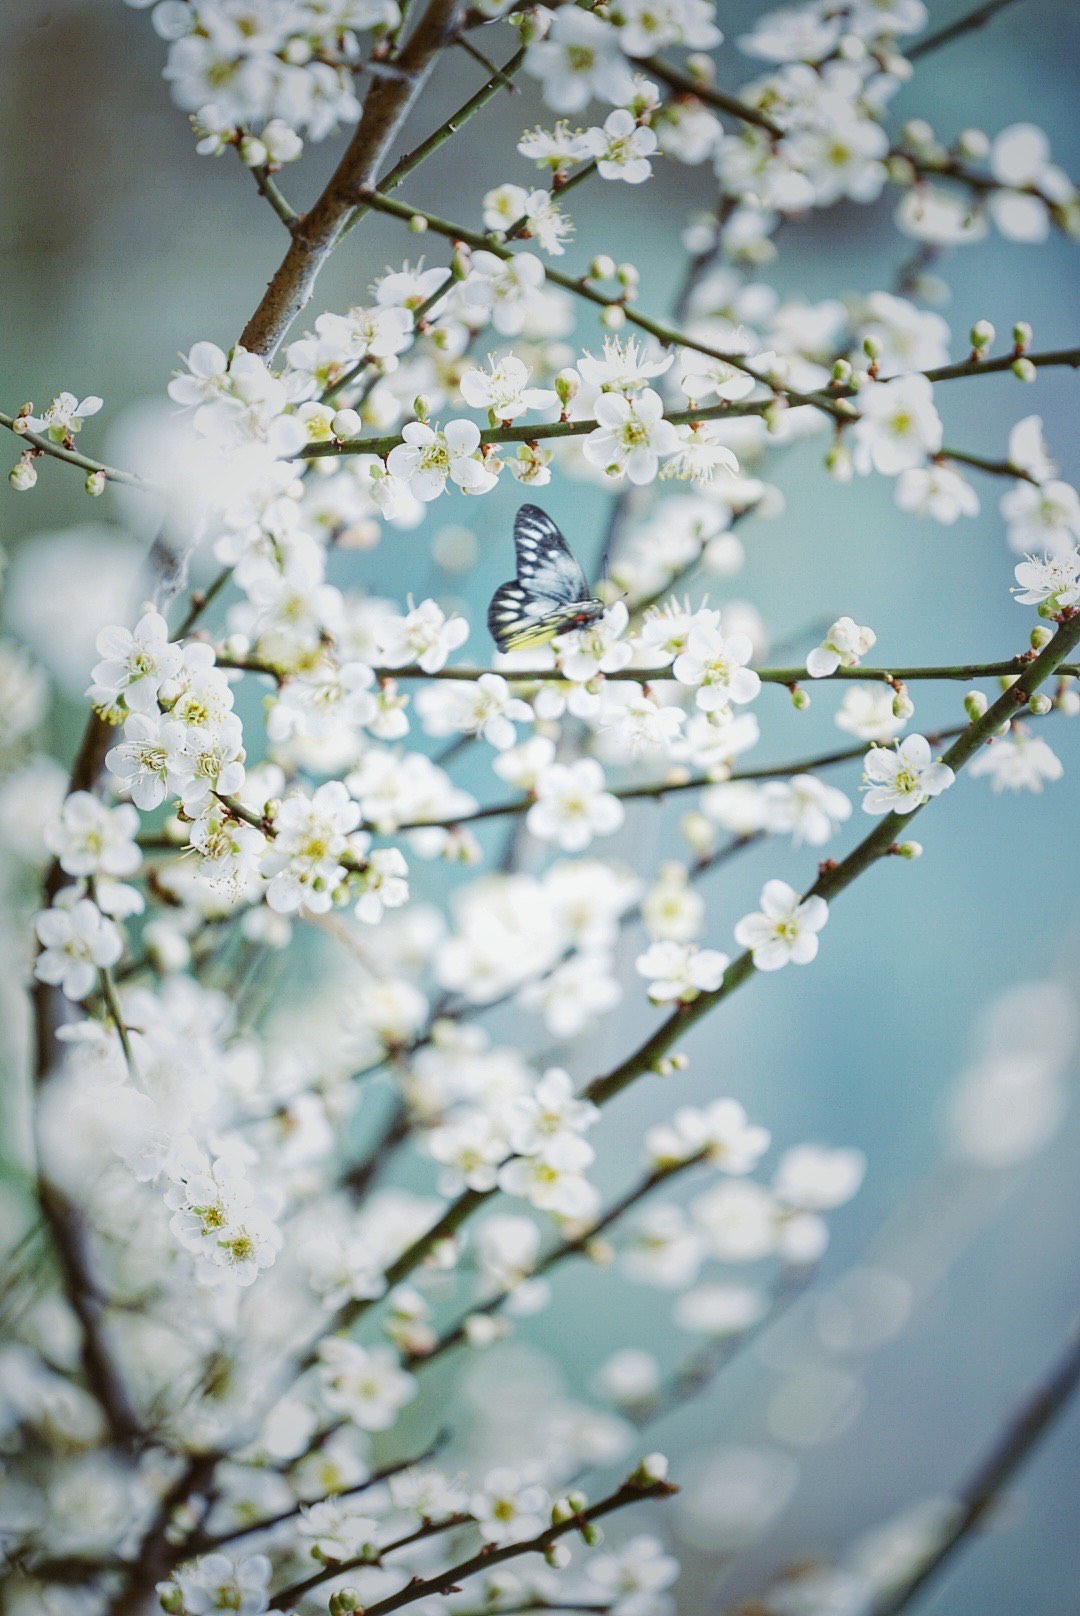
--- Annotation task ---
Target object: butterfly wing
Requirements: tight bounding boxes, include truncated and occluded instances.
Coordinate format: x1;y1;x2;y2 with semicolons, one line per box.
488;506;595;653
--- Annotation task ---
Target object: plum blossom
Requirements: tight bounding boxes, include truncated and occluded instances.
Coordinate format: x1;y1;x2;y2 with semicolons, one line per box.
167;1551;272;1616
806;617;877;679
635;940;730;1003
34;896;123;1001
582;389;681;484
968;729;1064;793
416;674;532;750
555;601;633;681
470;1470;551;1545
527;758;625;851
377;600;469;673
851;376;943;476
317;1339;416;1431
44;793;141;879
386;419;498;501
89;610;183;715
261;781;364;914
1012;549;1080;611
673;620;761;715
895;463;980;524
460;251;548;336
861;734;955;815
581;109;658;184
734;880;829;971
25;391;103;442
459;356;558;420
523;10;636;114
1000;479;1080;558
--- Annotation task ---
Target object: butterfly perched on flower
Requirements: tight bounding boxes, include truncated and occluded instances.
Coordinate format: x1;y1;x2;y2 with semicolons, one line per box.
487;505;606;653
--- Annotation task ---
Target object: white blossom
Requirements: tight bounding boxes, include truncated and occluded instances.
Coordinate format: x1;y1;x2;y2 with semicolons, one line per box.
734;880;829;971
861;734;955;815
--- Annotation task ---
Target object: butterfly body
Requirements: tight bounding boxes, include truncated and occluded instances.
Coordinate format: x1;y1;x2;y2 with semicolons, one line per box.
488;504;605;654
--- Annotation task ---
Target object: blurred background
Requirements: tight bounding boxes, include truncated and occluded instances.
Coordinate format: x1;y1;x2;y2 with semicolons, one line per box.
1;2;1079;1612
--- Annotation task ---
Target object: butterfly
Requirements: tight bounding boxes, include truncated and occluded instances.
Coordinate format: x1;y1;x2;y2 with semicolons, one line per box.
487;504;606;654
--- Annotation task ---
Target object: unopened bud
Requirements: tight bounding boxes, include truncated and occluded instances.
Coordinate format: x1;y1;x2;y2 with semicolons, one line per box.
589;254;616;280
159;1589;184;1615
332;408;363;439
862;334;880;361
451;248;471;281
9;457;37;491
1030;623;1053;649
1056;685;1080;716
824;442;853;483
600;303;626;330
1012;321;1033;352
1012;357;1037;382
239;134;268;168
555;368;580;406
964;689;989;721
633;1452;670;1484
790;685;811;710
579;1522;603;1547
831;358;852;384
891;688;914;720
551;1498;576;1524
85;469;106;496
545;1543;571;1570
516;5;551;44
1028;691;1052;716
970;319;995;351
957;127;990;160
329;1589;363;1616
616;262;640;291
408;213;428;233
895;840;922;860
412;395;431;423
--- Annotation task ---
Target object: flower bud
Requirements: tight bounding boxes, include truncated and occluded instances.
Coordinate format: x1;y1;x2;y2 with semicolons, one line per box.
862;335;880;361
239;134;268;169
970;319;995;351
891;689;914;720
551;1498;576;1524
9;457;37;491
895;840;923;859
957;127;990;160
408;213;428;233
964;689;988;721
616;262;640;291
831;358;852;384
1056;685;1080;716
633;1452;670;1484
600;304;626;330
85;469;106;496
412;395;431;423
790;685;810;710
329;1590;363;1616
824;441;853;483
1012;320;1033;351
516;5;551;44
545;1543;571;1570
555;368;580;406
159;1589;185;1615
1030;623;1053;649
1011;357;1037;382
589;254;616;280
579;1522;603;1547
333;408;363;439
451;248;471;281
1028;691;1052;716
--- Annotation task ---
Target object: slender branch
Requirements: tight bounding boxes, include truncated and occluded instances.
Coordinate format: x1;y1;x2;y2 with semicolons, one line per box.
907;0;1027;60
272;1511;472;1607
238;0;465;358
220;654;1080;687
871;1323;1080;1616
273;1473;676;1616
583;611;1080;1110
0;410;162;492
316;608;1080;1345
189;1432;451;1552
923;346;1080;383
248;163;299;229
405;1155;709;1369
940;447;1038;483
639;56;784;136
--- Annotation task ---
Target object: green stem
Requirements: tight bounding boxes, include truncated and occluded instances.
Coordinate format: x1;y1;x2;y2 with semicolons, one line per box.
0;410;162;492
249;163;298;228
